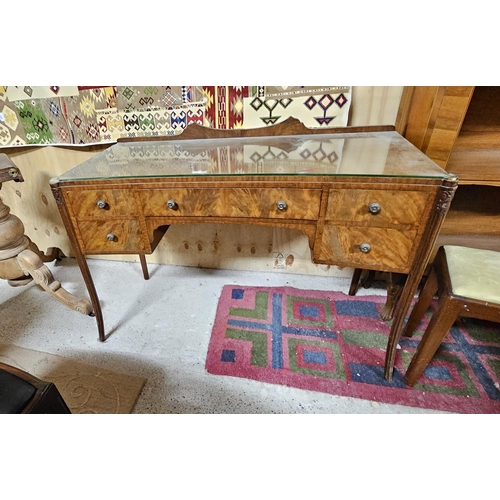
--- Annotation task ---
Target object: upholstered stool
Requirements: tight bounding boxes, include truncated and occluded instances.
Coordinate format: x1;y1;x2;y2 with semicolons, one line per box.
403;245;500;386
0;362;71;414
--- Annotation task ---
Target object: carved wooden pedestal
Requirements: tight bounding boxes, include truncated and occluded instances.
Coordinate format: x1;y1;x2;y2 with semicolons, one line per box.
0;155;93;316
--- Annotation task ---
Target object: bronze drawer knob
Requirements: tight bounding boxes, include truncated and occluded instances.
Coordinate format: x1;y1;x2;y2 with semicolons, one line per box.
106;233;116;241
276;200;287;211
166;200;178;210
359;243;371;253
97;200;108;209
368;202;381;214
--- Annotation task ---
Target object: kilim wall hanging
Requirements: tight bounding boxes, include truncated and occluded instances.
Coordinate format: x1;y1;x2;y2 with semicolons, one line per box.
0;86;351;148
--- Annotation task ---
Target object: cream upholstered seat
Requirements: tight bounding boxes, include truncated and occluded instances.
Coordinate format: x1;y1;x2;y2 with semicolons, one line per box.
446;246;500;304
402;245;500;386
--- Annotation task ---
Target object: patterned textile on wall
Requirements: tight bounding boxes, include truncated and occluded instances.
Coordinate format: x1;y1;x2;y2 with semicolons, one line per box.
244;86;351;129
0;86;351;148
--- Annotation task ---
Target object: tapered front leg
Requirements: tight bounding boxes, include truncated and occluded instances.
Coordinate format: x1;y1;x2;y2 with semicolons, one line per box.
384;180;458;381
50;181;106;342
139;254;149;280
384;269;423;380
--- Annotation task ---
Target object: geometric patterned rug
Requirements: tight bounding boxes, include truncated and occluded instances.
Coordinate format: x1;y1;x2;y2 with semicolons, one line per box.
206;286;500;413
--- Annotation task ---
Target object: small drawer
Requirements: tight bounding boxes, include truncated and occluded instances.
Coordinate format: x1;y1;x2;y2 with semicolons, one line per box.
317;225;418;272
66;189;136;218
325;189;429;226
77;219;147;254
140;187;322;220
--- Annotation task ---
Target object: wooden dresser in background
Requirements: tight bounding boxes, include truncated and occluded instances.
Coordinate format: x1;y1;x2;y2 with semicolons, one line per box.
396;86;500;254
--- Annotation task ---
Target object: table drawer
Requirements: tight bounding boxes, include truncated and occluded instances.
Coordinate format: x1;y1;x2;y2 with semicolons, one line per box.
326;189;429;226
66;189;137;218
317;225;417;271
77;220;147;254
140;188;321;220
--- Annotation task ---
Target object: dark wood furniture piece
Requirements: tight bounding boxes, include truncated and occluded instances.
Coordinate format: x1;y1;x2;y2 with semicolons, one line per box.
0;361;71;414
49;118;458;381
403;246;500;387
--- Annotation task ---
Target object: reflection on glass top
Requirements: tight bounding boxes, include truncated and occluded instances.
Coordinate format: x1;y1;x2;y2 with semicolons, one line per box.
58;131;453;181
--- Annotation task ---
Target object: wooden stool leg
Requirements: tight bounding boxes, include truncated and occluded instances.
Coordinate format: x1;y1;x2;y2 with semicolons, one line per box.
349;268;377;296
404;295;461;386
403;267;439;338
349;268;363;295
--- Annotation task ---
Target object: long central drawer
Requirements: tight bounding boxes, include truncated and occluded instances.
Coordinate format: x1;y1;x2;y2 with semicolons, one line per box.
139;187;322;220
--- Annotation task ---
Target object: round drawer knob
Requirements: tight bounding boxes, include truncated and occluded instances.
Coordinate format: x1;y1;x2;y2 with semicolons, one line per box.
106;233;116;241
97;200;107;209
276;200;287;211
359;243;371;253
368;202;381;214
8;168;19;178
166;200;178;210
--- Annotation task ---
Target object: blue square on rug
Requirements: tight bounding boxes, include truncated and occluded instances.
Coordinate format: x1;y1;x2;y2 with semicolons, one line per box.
300;305;320;318
303;350;327;365
335;300;379;318
424;365;453;381
231;289;245;300
221;350;236;362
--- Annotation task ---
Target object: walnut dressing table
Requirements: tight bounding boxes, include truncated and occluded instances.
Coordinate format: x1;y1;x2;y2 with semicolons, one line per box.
49;120;457;381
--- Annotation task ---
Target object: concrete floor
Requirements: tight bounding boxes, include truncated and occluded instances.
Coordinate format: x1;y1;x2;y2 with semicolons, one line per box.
0;257;445;413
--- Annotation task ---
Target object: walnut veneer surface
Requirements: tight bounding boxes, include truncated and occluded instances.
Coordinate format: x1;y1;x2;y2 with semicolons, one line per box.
50;121;457;381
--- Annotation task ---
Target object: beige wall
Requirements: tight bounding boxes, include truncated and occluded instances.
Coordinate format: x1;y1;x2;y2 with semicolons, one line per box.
0;86;403;278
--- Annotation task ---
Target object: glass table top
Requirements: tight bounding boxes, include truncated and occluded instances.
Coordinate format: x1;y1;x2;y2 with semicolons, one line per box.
57;131;455;182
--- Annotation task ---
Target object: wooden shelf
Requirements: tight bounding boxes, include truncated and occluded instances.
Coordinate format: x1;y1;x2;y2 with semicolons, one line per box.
454;130;500;150
460;86;500;133
435;234;500;253
447;147;500;185
441;185;500;235
445;86;500;185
